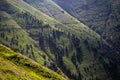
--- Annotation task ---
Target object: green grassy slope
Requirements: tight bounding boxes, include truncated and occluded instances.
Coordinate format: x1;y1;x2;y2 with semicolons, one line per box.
0;10;51;66
23;0;81;24
0;0;119;80
0;44;67;80
7;0;101;40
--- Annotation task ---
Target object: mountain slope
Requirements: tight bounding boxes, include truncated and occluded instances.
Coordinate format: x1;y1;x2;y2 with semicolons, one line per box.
0;10;52;66
0;44;67;80
53;0;120;52
0;0;120;80
23;0;83;24
7;0;101;40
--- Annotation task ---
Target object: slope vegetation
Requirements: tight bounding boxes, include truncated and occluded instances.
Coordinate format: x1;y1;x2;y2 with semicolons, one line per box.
0;0;120;80
0;44;67;80
0;10;51;66
54;0;120;52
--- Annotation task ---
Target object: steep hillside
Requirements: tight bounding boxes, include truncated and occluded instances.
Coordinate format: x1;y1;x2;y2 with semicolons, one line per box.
54;0;120;52
23;0;82;24
23;0;101;40
6;0;101;40
0;10;52;66
0;44;67;80
0;0;120;80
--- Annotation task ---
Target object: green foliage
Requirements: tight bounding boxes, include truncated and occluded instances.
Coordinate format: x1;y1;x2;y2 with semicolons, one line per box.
54;0;120;52
0;10;50;66
0;0;120;80
0;44;67;80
